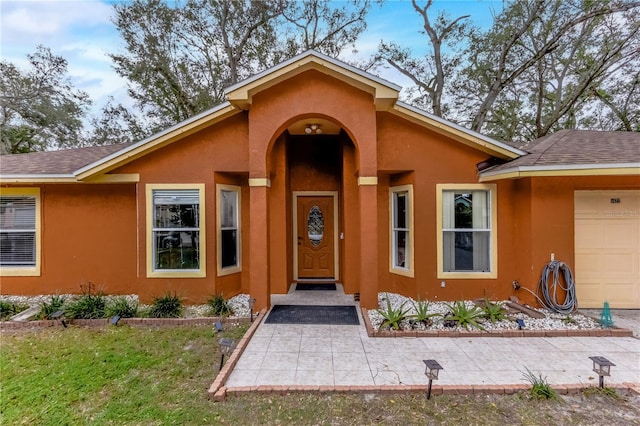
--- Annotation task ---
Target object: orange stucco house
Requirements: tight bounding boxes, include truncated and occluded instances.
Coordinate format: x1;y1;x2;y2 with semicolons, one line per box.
1;51;639;309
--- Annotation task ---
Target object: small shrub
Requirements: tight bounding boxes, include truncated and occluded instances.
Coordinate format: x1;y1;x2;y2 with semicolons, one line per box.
410;299;440;326
0;301;29;320
38;294;66;320
207;293;232;317
106;297;139;318
66;286;107;319
446;301;486;330
522;367;557;399
149;293;183;318
377;298;410;330
481;297;507;323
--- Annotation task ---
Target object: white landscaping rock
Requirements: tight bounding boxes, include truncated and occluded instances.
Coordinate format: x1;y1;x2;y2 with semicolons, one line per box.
370;292;602;332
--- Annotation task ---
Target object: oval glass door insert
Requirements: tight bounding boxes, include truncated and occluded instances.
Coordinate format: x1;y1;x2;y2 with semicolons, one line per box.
307;205;324;246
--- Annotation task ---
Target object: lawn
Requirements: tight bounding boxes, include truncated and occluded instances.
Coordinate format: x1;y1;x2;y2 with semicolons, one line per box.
1;324;639;425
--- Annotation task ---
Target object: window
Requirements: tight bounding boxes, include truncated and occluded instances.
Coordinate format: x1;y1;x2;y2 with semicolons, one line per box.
390;185;414;277
217;184;241;276
437;184;497;278
146;184;205;277
0;188;40;276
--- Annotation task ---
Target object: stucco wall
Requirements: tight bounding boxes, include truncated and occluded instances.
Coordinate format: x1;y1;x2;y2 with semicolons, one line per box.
3;67;638;308
1;184;137;296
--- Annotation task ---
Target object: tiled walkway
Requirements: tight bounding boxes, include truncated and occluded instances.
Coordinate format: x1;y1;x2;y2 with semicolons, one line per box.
224;286;640;391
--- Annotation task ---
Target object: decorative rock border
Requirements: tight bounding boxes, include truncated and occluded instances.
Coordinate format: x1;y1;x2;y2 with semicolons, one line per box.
360;308;634;338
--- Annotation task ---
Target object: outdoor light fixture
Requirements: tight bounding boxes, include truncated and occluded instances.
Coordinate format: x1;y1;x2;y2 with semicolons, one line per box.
111;315;121;326
423;359;443;399
516;319;525;330
215;321;223;332
304;123;322;134
589;356;615;388
51;310;67;328
219;338;236;371
249;298;256;322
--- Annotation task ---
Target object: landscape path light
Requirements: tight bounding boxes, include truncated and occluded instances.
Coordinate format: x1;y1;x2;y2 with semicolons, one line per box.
249;298;256;322
423;359;443;399
51;310;67;328
219;338;236;371
589;356;615;388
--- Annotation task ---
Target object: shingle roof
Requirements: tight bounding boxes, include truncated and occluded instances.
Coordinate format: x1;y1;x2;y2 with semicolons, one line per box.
483;130;640;174
0;143;131;175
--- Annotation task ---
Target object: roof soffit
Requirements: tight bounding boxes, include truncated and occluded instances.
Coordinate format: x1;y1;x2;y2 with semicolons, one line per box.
225;52;400;111
390;103;525;160
74;103;240;181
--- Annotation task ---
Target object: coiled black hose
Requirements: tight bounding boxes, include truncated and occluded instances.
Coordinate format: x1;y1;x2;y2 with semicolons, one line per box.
537;260;577;314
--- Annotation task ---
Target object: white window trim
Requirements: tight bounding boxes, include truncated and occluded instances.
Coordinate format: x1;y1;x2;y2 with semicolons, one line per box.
0;187;41;277
389;184;414;277
436;183;497;279
146;184;206;278
216;184;242;276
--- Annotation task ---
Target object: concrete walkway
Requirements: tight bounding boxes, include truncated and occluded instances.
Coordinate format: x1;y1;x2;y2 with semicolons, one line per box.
224;286;640;391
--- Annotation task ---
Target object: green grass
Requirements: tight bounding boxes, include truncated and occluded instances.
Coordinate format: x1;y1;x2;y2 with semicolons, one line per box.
2;324;639;425
1;324;247;425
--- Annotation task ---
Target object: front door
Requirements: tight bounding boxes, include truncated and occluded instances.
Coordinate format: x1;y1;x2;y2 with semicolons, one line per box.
296;195;335;279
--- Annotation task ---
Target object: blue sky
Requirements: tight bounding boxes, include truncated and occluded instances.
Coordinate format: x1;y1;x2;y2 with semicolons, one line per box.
0;0;503;117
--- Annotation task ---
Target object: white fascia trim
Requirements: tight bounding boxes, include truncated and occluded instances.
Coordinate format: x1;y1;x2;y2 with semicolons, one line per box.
73;101;235;177
224;50;402;95
480;162;640;179
394;101;527;157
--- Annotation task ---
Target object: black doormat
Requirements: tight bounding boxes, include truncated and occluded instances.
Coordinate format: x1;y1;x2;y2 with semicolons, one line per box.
265;305;359;325
295;283;337;291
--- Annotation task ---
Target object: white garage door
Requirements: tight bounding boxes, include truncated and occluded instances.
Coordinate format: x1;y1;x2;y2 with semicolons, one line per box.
575;190;640;309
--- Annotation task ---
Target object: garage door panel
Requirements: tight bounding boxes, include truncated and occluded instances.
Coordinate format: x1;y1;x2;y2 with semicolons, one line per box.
596;283;638;309
574;190;640;309
577;283;603;308
577;281;638;309
574;252;604;272
576;220;638;249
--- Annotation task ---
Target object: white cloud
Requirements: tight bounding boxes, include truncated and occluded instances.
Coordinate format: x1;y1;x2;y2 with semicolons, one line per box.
1;1;113;43
1;1;124;116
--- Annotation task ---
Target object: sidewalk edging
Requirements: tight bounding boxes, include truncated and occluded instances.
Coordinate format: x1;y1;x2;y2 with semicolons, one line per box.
207;308;267;402
225;382;640;397
361;308;634;338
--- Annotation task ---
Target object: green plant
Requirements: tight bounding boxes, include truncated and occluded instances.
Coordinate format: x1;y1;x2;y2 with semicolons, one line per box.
377;298;410;330
66;294;107;319
481;297;507;323
106;296;139;318
563;315;577;325
446;301;486;330
0;300;29;320
149;292;183;318
65;283;107;319
410;299;440;326
38;294;66;320
207;293;233;316
522;368;557;399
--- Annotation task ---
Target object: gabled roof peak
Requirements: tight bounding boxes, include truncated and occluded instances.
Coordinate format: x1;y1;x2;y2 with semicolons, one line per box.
225;50;401;111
